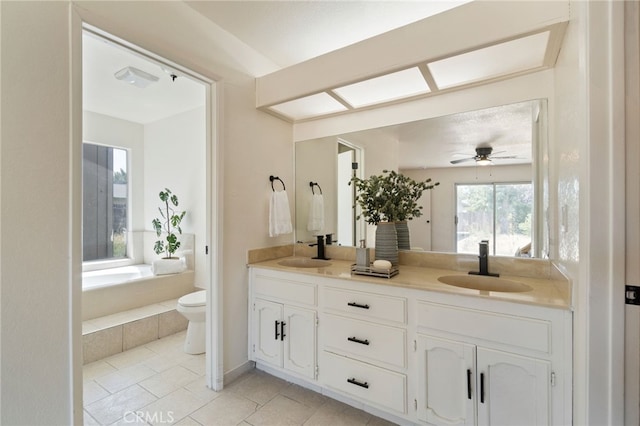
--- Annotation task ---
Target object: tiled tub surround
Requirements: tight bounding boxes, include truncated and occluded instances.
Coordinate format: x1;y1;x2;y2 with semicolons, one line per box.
82;299;188;364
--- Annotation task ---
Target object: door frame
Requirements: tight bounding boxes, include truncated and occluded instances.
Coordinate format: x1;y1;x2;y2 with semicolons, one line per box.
75;21;224;406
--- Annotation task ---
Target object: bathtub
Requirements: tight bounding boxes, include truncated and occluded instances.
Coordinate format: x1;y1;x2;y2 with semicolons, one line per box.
82;264;195;321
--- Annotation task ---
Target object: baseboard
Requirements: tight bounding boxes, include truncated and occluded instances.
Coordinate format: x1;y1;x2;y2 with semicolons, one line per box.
223;360;255;385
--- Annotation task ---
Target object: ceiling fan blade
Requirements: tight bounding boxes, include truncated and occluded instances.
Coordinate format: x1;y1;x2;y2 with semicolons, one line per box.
491;155;519;160
450;157;475;164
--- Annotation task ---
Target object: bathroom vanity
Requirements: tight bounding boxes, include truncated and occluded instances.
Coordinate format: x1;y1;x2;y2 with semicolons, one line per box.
248;257;572;426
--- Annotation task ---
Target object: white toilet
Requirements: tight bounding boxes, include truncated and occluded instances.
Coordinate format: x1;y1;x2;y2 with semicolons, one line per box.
177;290;206;354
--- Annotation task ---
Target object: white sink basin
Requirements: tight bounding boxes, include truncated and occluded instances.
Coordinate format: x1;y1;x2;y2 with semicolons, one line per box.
277;258;332;268
437;274;532;293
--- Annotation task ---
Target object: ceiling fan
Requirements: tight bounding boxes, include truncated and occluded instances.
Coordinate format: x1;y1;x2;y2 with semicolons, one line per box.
450;147;518;166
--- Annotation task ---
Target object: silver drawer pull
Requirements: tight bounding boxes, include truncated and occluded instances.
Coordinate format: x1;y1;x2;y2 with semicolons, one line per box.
347;377;369;389
347;336;370;346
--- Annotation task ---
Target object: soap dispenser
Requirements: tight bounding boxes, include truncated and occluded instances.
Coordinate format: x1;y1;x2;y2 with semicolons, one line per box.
356;239;370;267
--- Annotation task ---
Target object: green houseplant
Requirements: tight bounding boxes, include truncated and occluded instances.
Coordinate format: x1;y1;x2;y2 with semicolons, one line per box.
350;170;439;258
152;188;186;259
350;170;439;224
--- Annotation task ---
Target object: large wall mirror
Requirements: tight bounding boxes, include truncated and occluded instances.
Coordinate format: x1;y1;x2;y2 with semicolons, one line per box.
295;99;549;258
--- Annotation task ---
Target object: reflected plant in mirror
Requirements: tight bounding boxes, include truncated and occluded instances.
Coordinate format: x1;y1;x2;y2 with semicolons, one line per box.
350;170;439;225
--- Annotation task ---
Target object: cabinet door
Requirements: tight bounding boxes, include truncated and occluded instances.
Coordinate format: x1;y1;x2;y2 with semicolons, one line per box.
253;299;283;367
416;335;475;425
283;305;316;379
476;348;550;426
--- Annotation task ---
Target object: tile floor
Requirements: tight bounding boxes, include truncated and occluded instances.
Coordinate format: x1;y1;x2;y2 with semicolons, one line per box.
83;331;396;425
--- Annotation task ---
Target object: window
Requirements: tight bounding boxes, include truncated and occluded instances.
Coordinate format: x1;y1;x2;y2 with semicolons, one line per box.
82;143;128;261
456;182;533;256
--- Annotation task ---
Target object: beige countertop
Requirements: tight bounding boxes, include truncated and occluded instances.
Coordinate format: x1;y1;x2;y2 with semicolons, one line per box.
249;256;571;310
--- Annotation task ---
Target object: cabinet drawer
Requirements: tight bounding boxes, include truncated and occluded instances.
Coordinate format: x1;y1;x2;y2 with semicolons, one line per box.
323;287;406;324
322;314;406;369
321;351;406;414
253;273;317;306
416;301;551;355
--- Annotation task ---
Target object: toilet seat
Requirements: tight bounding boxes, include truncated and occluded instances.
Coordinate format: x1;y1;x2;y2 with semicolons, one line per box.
178;290;206;307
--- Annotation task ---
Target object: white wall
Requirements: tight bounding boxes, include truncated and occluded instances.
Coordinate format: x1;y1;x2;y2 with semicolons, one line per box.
1;2;79;424
404;164;532;253
144;106;207;287
1;2;293;424
221;78;293;374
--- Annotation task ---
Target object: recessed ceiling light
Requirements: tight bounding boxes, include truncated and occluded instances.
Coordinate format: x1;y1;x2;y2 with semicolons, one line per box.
333;67;430;108
427;31;550;89
269;93;348;120
114;66;159;88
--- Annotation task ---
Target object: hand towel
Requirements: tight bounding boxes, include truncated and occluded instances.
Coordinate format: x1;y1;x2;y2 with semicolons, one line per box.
152;257;187;275
269;190;293;237
307;193;325;232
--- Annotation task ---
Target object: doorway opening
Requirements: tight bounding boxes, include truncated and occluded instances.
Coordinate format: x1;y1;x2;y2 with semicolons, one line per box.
81;24;220;390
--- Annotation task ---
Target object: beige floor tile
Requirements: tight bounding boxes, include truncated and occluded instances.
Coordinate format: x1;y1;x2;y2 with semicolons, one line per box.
145;331;186;354
85;384;157;425
190;393;257;426
83;410;101;426
172;416;202;426
105;346;158;369
366;415;398;426
303;399;372;426
96;363;157;394
143;354;181;373
226;370;290;405
139;365;200;398
182;376;221;402
279;383;329;410
84;380;111;405
124;316;160;351
180;354;206;376
83;360;118;381
245;394;316;425
139;388;211;426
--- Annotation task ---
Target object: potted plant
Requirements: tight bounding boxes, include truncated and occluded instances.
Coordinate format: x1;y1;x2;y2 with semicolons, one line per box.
350;170;439;260
151;188;187;275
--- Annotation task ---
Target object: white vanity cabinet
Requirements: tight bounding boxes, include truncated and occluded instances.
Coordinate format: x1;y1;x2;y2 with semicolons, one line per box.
248;264;572;426
415;299;571;426
417;336;550;425
250;268;318;380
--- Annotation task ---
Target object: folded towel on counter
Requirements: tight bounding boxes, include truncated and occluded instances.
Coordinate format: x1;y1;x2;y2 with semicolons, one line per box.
152;257;187;275
269;190;293;237
307;193;325;232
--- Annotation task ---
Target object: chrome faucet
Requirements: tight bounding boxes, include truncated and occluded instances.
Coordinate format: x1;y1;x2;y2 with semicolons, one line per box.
469;240;499;277
309;235;330;260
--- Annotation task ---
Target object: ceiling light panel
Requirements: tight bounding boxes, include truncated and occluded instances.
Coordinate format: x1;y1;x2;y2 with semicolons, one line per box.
333;67;430;108
269;92;348;120
427;31;550;90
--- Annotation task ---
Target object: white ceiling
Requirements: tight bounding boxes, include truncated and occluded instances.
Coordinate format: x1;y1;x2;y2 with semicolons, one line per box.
83;32;205;124
82;1;471;124
82;0;535;167
184;0;472;71
337;101;536;169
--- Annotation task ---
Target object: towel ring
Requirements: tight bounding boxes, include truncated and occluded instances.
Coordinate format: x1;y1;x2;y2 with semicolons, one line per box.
270;175;286;191
309;181;323;195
